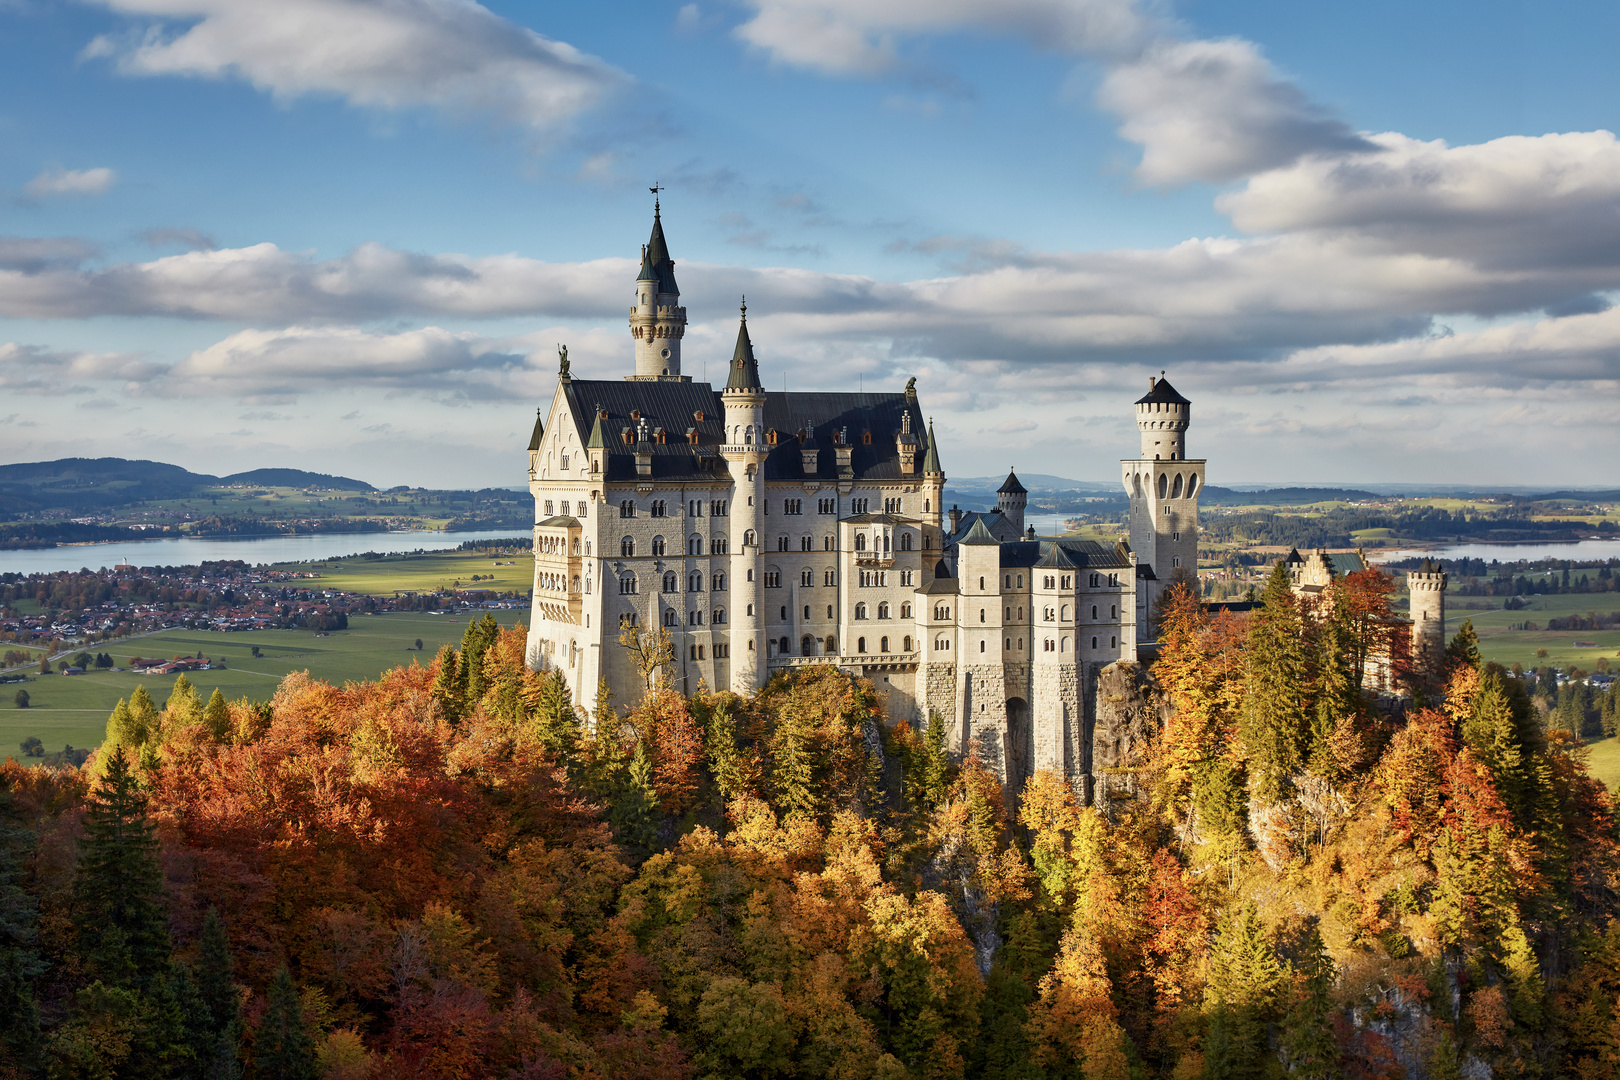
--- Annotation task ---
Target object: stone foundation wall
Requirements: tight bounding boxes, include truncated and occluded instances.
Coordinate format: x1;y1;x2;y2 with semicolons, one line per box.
1091;660;1167;814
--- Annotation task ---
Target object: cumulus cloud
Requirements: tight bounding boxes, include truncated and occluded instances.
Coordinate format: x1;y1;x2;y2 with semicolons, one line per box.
732;0;1362;184
21;167;117;200
83;0;625;134
140;226;217;250
0;341;162;393
0;236;100;273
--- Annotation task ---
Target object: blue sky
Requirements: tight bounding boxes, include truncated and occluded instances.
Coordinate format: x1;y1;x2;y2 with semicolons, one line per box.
2;0;1618;489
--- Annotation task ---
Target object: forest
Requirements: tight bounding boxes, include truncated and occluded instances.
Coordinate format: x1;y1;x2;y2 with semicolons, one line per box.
0;560;1616;1079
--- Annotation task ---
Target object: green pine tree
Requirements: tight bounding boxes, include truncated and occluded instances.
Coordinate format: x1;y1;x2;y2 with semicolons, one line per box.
771;717;818;821
165;674;203;729
429;645;463;724
1205;903;1286;1080
609;741;661;860
203;688;231;742
74;746;172;988
0;787;43;1070
532;670;580;761
196;908;240;1048
1307;612;1358;780
1278;928;1337;1079
1240;563;1309;802
700;694;748;804
256;966;316;1080
1445;620;1482;671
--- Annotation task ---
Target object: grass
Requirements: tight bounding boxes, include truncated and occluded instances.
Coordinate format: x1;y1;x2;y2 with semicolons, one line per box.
276;548;532;596
1446;593;1620;670
0;610;528;760
1583;738;1620;792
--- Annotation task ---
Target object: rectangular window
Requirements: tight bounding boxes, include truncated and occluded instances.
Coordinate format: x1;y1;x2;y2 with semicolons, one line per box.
715;643;729;658
785;499;802;515
712;500;727;516
544;500;554;515
818;497;836;514
900;569;914;586
764;572;781;588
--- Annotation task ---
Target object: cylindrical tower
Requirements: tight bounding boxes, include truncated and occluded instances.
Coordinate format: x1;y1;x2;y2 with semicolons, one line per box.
996;470;1027;534
1136;373;1190;460
1407;559;1448;675
722;302;767;693
629;201;687;380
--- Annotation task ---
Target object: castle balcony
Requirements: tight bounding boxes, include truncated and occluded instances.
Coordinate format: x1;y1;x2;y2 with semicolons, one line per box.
766;652;918;674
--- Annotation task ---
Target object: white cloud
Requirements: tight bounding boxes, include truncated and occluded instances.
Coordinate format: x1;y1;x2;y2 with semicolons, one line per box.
83;0;625;134
22;167;117;199
0;341;161;393
731;0;1363;185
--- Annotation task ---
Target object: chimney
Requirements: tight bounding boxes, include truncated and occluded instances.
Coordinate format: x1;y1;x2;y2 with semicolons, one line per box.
949;505;963;533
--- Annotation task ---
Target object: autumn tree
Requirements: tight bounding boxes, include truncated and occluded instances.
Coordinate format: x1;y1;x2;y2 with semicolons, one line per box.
75;746;171;986
257;965;317;1080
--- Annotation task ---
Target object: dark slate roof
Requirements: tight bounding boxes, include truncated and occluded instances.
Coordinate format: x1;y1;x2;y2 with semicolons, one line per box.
944;508;1023;547
559;378;927;483
997;470;1027;494
725;307;762;391
1416;557;1442;574
1327;551;1368;575
998;541;1042;567
1285;547;1305;564
920;577;959;595
959;517;1001;546
527;409;545;452
644;205;679;295
921;419;942;475
995;538;1134;572
1136;375;1191;406
537;515;580;528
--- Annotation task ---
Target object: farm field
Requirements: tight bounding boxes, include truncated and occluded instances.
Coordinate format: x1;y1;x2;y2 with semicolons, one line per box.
1450;592;1620;670
1583;738;1620;792
1;610;527;760
277;547;532;596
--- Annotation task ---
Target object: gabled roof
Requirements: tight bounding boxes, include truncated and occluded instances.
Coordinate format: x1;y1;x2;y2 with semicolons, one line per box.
1136;375;1191;406
725;304;762;391
1037;544;1081;569
558;379;926;483
920;577;959;595
944;508;1023;547
997;469;1026;494
536;515;580;528
527;409;545;452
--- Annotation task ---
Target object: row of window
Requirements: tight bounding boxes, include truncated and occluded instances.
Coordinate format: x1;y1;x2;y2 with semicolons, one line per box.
620;536;730;557
851;601;912;620
660;570;726;593
767;634;914;657
619;499;729;518
663;608;728;626
542;499;589;518
688;643;731;660
944;634;1117;654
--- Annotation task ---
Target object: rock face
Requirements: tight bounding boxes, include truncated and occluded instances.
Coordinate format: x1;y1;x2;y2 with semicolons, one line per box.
1091;660;1167;812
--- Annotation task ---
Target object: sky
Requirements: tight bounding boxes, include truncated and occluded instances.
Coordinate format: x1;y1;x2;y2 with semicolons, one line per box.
2;0;1618;490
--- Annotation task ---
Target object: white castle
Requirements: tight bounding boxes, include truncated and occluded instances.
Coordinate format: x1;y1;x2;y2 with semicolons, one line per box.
522;205;1440;794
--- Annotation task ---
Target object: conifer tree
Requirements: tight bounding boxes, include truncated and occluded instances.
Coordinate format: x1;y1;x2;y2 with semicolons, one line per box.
1278;927;1337;1079
429;645;462;724
1205;903;1285;1080
74;746;171;988
203;688;231;742
1239;563;1308;802
165;674;202;729
0;788;43;1069
609;741;661;859
459;617;497;705
532;670;580;761
196;907;241;1058
1445;620;1482;672
1307;612;1359;781
700;693;748;803
257;966;316;1080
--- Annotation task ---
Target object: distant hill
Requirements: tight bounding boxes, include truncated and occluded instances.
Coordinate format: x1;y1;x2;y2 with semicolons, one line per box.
221;468;374;491
1200;486;1384;506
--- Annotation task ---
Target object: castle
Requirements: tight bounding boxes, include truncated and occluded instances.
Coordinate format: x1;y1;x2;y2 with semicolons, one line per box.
523;205;1445;795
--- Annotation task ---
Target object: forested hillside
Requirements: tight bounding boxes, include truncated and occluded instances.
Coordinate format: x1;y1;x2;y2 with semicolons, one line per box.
0;564;1616;1079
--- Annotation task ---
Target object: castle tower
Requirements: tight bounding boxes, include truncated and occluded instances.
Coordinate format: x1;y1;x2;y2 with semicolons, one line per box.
1407;559;1448;675
920;417;945;530
997;470;1027;534
629;200;688;381
1121;374;1205;638
722;300;767;693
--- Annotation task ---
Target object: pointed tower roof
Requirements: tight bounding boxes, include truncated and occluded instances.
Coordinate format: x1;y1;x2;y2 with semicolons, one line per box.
921;419;942;475
644;201;679;295
997;469;1026;494
1136;374;1190;405
586;404;607;450
960;516;1000;546
526;408;545;451
725;299;763;392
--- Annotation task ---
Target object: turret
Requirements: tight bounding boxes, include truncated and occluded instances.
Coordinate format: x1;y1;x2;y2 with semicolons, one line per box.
1135;372;1190;460
629;200;687;380
721;300;767;694
997;470;1027;534
1408;559;1448;675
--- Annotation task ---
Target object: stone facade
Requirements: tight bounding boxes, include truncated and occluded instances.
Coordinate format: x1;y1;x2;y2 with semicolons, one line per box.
1407;559;1448;675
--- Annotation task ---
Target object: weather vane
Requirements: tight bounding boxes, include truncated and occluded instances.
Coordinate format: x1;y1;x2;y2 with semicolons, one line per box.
650;182;663;210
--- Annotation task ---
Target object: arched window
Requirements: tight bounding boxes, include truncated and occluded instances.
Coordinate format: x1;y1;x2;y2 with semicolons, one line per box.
1092;636;1098;649
854;603;868;620
880;636;889;652
900;532;913;551
778;636;789;653
619;573;637;594
713;608;726;623
979;608;985;623
900;602;912;618
802;635;815;656
743;530;756;546
745;426;755;444
825;636;836;653
651;499;666;517
777;536;789;552
1171;474;1183;499
857;637;866;654
855;533;867;551
652;535;666;556
689;534;703;555
689;571;703;592
1092;605;1098;619
877;602;891;619
713;572;725;591
1061;637;1068;651
620;536;635;557
571;574;580;593
1157;473;1168;498
663;609;678;627
663;571;678;593
572;538;581;555
903;635;912;651
979;640;985;653
1061;605;1069;620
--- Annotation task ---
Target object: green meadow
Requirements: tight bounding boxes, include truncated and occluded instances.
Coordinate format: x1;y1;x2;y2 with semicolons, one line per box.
1444;592;1620;670
1;610;528;760
279;548;532;596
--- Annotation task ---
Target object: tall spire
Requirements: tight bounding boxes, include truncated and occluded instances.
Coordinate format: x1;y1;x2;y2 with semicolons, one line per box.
725;297;762;392
921;418;943;475
645;200;678;295
630;198;687;379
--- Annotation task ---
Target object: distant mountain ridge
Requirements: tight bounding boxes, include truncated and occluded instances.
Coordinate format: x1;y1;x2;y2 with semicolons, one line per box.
0;457;373;515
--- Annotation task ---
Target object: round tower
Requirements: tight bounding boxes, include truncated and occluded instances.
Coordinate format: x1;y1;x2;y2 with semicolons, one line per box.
1136;372;1190;460
629;200;687;380
996;469;1027;534
1407;559;1448;675
722;300;767;694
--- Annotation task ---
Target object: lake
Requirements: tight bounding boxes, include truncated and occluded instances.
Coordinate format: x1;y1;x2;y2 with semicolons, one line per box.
1367;539;1620;565
0;530;531;576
